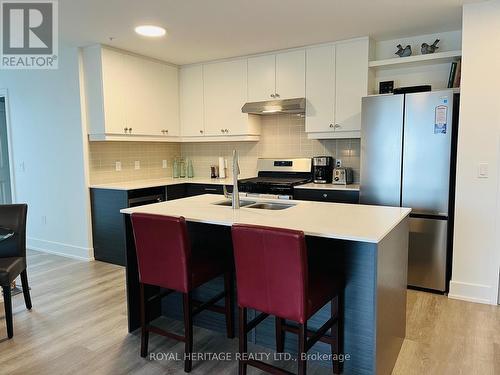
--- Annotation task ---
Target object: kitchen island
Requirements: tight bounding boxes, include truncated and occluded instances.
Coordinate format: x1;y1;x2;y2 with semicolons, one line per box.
121;194;410;375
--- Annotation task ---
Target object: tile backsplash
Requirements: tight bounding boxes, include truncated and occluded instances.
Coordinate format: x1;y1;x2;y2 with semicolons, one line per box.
181;114;360;182
88;114;360;185
88;141;180;185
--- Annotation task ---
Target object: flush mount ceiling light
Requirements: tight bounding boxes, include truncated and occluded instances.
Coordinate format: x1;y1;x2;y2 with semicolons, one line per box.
134;25;167;37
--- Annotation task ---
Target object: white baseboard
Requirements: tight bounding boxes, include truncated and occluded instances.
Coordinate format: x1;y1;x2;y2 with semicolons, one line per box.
448;280;494;305
27;237;94;261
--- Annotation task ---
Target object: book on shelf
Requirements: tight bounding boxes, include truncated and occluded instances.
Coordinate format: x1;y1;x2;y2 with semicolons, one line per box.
453;59;462;88
447;61;457;88
448;58;462;88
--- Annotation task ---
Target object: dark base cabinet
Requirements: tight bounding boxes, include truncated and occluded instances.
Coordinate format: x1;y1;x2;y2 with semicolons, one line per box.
91;186;167;266
294;188;359;204
91;183;227;266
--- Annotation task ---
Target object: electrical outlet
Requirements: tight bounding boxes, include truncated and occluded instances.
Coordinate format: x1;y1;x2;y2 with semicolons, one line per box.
134;161;140;170
336;159;342;168
162;160;168;169
115;161;122;171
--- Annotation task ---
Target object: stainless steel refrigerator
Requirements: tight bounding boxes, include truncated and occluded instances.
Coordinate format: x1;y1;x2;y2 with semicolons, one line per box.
360;89;458;292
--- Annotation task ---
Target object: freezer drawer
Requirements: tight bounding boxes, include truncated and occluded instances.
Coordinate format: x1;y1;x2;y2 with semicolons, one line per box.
408;217;448;291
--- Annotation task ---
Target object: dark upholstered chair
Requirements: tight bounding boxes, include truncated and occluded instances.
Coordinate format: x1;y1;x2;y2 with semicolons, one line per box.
232;224;343;375
0;204;31;339
131;213;234;373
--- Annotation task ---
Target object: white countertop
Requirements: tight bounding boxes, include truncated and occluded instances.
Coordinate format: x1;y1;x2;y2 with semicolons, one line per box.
90;178;360;192
120;194;410;243
295;183;360;191
90;176;251;191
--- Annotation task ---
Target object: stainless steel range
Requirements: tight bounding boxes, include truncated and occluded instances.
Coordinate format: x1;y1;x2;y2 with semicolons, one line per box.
238;158;312;200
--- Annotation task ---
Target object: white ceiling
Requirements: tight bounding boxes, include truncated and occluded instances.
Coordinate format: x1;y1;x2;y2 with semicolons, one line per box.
61;0;478;65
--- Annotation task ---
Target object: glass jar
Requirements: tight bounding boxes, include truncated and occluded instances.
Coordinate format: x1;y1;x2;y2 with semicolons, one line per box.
187;159;194;178
173;158;179;178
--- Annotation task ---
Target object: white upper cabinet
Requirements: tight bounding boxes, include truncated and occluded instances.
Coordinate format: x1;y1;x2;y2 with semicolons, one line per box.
305;38;369;138
83;45;179;140
85;46;126;135
124;54;179;137
275;50;306;99
247;54;276;102
305;45;336;134
180;65;204;137
203;59;256;136
247;50;305;102
334;38;369;134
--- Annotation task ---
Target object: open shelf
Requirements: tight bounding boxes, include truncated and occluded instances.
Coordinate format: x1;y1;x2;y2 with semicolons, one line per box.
369;50;462;70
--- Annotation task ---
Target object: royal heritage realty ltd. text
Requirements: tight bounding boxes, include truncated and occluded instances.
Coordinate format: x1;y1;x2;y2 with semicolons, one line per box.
149;352;351;362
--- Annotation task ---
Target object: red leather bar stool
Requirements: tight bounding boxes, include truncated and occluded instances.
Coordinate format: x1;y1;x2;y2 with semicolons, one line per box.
131;213;235;373
232;224;343;375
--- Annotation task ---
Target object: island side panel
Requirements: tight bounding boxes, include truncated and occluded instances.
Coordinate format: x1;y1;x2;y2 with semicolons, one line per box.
375;217;409;375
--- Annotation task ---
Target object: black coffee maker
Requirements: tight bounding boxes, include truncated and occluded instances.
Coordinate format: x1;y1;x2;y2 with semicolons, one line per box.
312;156;334;184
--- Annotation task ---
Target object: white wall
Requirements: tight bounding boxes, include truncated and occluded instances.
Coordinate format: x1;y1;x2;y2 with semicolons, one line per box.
0;46;93;260
449;0;500;305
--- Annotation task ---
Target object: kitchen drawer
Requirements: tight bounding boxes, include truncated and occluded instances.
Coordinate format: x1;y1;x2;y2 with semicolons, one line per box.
166;184;186;200
294;188;359;204
185;183;224;197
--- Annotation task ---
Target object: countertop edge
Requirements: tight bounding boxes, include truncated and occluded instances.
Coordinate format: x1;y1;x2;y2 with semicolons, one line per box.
90;179;360;192
120;195;411;244
294;183;360;191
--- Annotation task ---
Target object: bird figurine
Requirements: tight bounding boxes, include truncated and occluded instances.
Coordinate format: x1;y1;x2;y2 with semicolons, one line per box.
395;44;412;57
421;39;440;54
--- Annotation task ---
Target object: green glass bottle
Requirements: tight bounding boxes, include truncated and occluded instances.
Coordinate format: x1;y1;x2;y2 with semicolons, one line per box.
187;159;194;178
173;157;179;178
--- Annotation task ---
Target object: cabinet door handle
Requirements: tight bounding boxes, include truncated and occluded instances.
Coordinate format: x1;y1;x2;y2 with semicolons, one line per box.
129;128;133;133
200;130;204;134
225;129;229;133
270;94;276;98
220;129;224;133
204;187;218;192
165;129;168;134
329;124;334;128
274;93;280;98
323;193;328;198
334;124;341;129
124;127;128;133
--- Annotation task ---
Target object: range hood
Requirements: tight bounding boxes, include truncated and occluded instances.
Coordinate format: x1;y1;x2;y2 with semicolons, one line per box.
241;98;306;115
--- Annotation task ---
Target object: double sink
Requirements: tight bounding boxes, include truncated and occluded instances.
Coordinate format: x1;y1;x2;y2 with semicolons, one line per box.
212;200;295;211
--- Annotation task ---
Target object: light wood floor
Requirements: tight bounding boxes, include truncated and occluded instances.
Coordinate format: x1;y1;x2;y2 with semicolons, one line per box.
0;250;499;375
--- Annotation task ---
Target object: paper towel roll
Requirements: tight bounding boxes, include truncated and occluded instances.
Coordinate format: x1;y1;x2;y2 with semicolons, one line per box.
218;157;226;178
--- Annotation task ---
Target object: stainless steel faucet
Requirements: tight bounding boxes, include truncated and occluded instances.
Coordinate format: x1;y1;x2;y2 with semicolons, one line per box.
232;150;240;209
223;150;241;209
